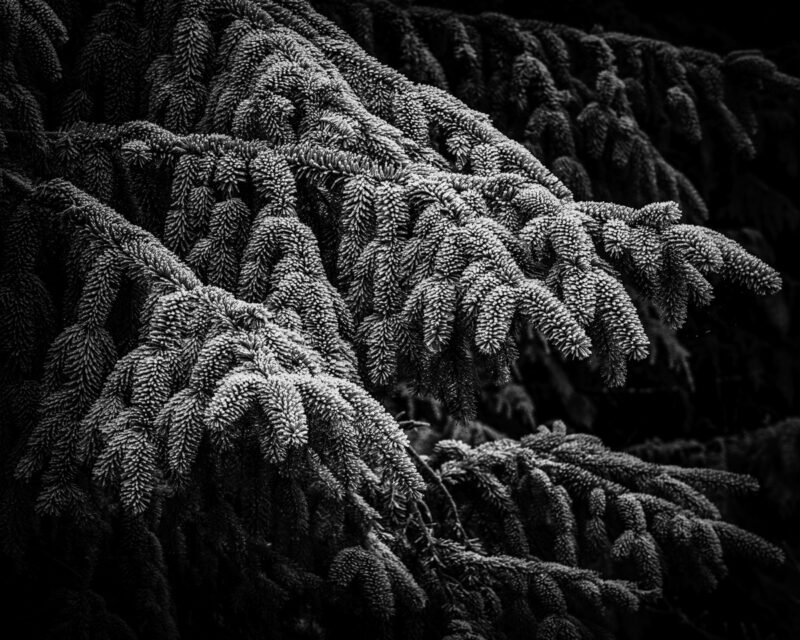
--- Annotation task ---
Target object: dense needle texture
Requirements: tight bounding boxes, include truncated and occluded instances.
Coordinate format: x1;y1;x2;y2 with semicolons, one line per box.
0;1;792;639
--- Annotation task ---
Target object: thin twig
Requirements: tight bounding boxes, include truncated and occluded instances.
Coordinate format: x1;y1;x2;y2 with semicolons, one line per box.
405;443;474;550
398;419;430;431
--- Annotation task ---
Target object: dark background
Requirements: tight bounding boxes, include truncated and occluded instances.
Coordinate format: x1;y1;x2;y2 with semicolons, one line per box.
430;0;800;69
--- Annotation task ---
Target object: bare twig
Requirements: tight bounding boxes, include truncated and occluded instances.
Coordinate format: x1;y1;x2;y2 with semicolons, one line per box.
406;443;474;551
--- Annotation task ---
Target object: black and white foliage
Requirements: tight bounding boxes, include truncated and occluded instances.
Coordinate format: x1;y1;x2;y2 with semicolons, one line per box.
0;1;792;639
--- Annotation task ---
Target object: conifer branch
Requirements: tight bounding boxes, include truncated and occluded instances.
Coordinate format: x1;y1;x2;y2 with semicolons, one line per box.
0;0;790;637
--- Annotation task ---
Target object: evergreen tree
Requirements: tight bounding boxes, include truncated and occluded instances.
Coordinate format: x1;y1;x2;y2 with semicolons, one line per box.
0;1;794;638
313;0;800;440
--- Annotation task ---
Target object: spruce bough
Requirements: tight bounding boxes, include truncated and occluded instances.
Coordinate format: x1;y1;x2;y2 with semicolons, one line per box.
0;0;788;638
